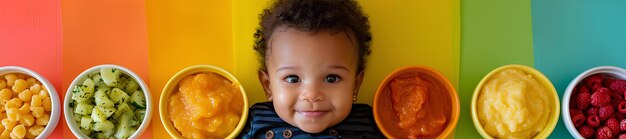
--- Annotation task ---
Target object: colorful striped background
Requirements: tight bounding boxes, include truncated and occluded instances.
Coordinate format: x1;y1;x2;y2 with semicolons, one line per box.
1;0;625;138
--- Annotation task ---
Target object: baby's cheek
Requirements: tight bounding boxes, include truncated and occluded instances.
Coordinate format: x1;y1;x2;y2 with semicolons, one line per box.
272;91;298;108
272;98;295;118
331;93;354;115
333;101;353;123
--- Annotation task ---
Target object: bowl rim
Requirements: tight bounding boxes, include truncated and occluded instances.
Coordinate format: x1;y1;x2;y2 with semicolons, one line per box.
63;64;153;138
159;64;249;138
470;64;560;139
561;66;626;138
0;66;61;139
373;65;460;138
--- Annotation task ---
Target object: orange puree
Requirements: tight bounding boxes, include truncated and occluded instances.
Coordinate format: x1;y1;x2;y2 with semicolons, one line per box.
389;73;451;139
168;73;243;139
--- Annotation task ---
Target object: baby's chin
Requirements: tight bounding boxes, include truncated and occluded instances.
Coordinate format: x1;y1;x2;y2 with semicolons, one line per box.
296;123;328;133
290;114;341;133
289;117;335;133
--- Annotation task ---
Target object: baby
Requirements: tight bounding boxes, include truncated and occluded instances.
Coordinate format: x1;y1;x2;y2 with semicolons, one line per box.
238;0;384;138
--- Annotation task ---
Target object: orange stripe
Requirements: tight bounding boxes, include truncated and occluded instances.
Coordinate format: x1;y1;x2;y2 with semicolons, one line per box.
61;0;151;138
146;0;233;137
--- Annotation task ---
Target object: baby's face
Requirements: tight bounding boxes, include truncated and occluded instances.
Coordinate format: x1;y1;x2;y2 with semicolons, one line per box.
261;28;361;133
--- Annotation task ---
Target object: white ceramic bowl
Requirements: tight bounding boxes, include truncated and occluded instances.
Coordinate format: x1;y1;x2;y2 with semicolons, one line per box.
562;66;626;138
0;66;61;139
64;64;152;138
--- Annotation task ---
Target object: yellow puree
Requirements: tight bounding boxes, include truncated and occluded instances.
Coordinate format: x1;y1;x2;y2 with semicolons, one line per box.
477;69;551;139
169;73;243;139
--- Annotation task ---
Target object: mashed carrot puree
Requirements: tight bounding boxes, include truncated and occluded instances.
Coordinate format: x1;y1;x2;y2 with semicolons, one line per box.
477;69;550;138
390;73;450;139
169;73;243;139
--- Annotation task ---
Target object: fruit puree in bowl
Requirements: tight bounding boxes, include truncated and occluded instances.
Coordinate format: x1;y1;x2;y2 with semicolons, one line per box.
390;73;449;137
160;65;248;139
168;73;243;138
477;68;550;138
374;66;459;139
472;65;559;139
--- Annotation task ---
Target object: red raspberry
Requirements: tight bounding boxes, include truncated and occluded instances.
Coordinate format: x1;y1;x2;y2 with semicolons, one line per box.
588;115;601;127
621;119;626;131
619;101;626;114
592;88;612;107
606;118;620;135
587;107;599;116
599;105;615;120
578;126;595;138
571;109;583;115
620;134;626;139
572;113;586;127
597;126;614;139
574;90;591;110
587;74;605;90
611;91;623;104
606;79;626;94
579;85;590;94
592;85;603;93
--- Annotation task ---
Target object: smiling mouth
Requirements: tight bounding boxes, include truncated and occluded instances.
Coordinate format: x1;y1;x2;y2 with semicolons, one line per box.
297;110;329;118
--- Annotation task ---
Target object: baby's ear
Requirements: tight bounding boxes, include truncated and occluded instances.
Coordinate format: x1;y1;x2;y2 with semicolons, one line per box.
353;71;365;96
258;70;273;101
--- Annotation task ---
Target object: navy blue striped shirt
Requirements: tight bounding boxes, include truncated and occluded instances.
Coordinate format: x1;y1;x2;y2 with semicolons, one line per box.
238;102;385;139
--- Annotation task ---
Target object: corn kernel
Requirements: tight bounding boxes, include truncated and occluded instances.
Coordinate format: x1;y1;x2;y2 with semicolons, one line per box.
30;107;44;118
4;74;17;86
19;103;30;114
25;78;36;87
30;95;42;107
11;124;26;138
1;119;16;131
38;90;48;98
42;97;51;112
18;89;32;102
6;98;23;108
6;108;20;122
28;125;44;136
0;89;12;102
29;84;41;96
35;113;49;125
12;79;28;93
20;114;34;126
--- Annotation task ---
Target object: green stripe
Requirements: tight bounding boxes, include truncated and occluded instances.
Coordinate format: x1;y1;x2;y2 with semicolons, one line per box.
457;0;535;138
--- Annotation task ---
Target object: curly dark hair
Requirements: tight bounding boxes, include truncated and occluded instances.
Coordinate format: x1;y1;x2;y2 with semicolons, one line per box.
254;0;372;73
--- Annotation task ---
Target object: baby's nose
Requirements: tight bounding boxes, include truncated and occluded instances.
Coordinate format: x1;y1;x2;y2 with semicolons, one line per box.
300;82;324;102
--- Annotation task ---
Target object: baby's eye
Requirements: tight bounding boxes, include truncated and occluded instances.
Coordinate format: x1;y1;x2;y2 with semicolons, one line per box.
284;75;301;83
324;74;341;83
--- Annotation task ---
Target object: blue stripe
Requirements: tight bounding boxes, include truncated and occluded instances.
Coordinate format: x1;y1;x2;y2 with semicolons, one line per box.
240;102;384;139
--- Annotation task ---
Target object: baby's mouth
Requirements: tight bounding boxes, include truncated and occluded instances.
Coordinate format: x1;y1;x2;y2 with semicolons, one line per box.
296;110;330;118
